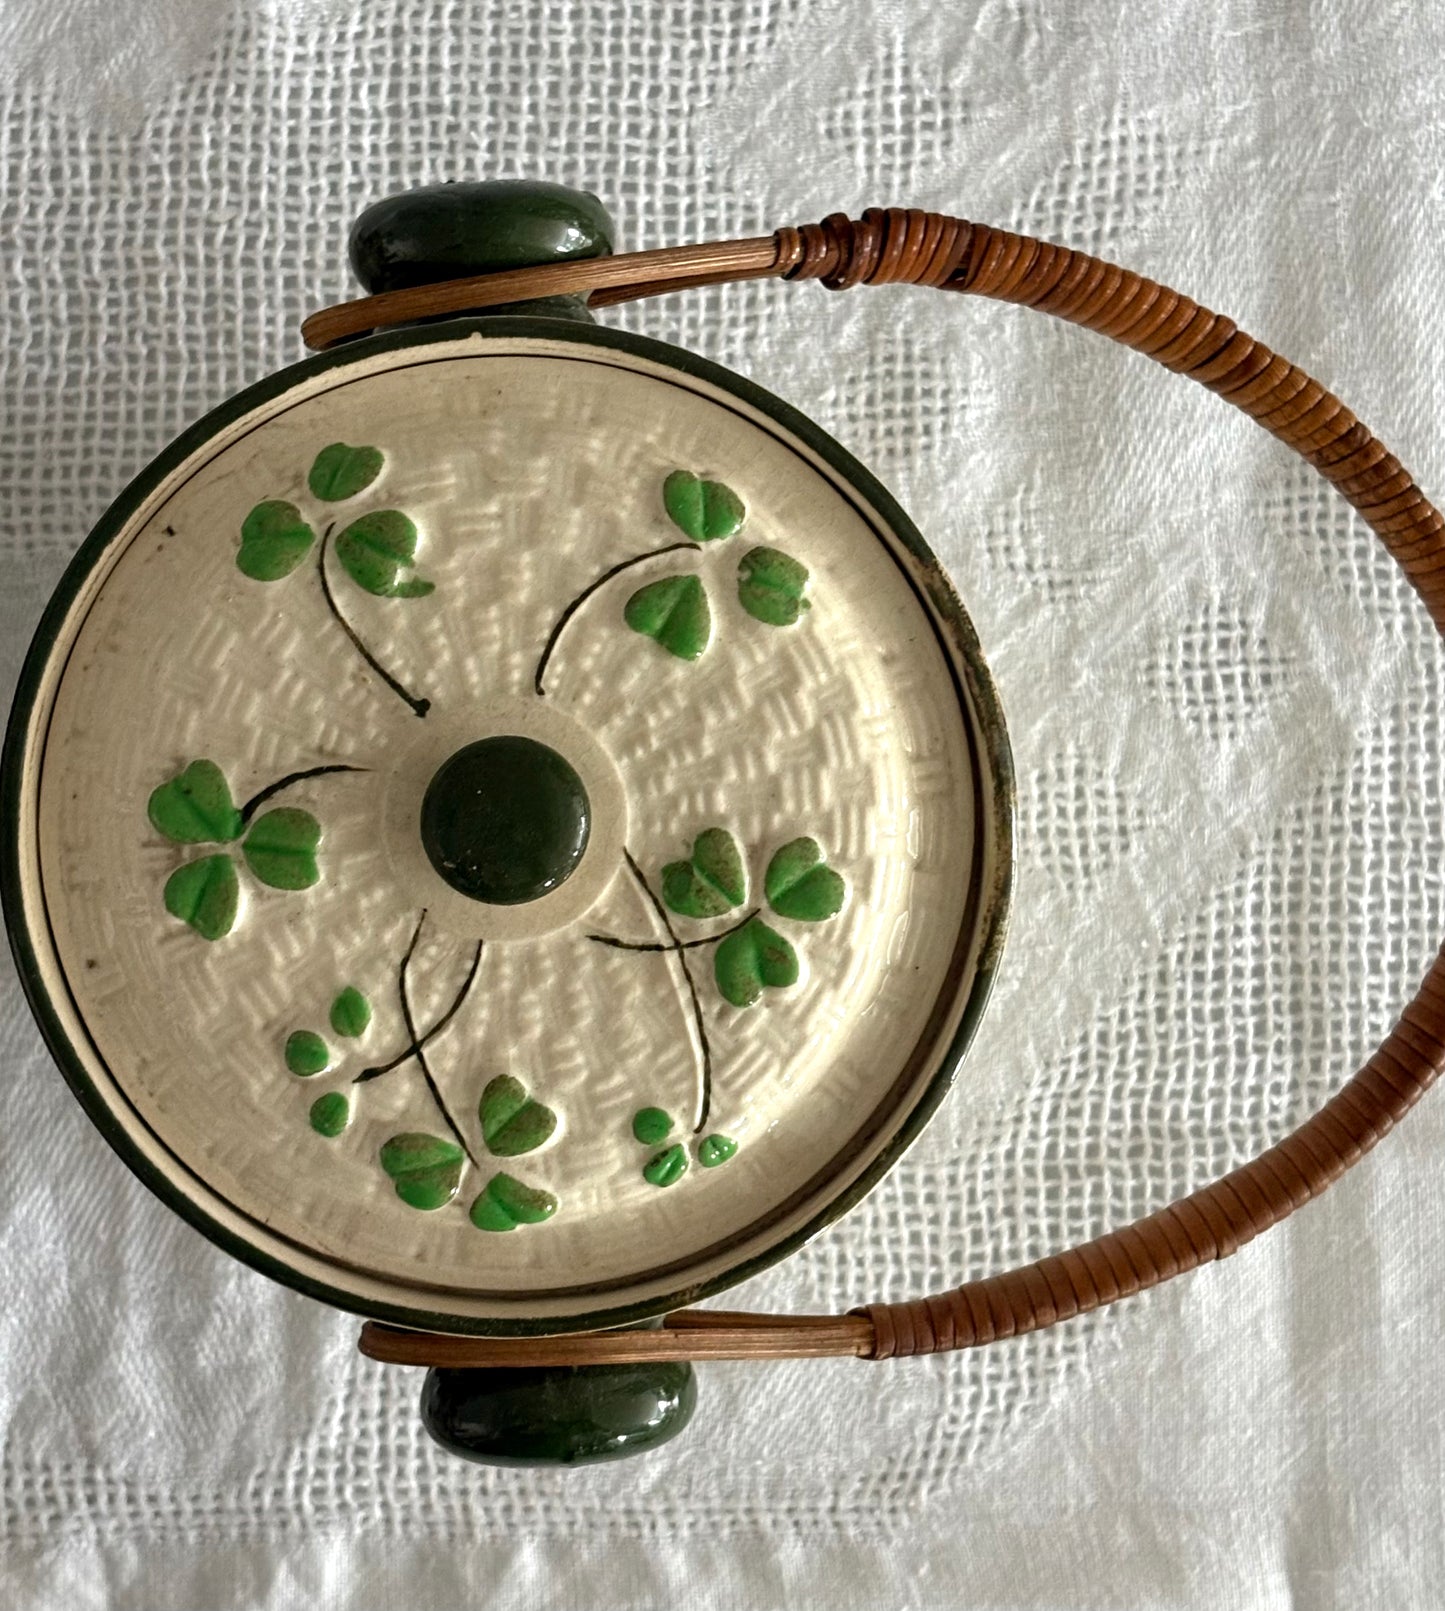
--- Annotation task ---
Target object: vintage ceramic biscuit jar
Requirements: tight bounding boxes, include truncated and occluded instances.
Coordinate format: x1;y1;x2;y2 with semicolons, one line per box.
1;182;1012;1464
13;179;1440;1468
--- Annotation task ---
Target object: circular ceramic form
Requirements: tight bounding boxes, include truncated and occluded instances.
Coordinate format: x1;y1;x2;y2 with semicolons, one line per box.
2;319;1012;1333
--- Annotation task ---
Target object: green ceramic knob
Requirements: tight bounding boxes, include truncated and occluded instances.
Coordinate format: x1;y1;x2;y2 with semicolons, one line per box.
348;178;615;322
419;1361;698;1467
419;735;591;905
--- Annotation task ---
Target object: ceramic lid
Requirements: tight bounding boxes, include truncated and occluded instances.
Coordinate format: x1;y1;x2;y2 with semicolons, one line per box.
3;308;1011;1334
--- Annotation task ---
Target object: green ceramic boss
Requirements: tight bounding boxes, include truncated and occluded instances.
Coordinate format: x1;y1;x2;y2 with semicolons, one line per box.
0;180;1013;1466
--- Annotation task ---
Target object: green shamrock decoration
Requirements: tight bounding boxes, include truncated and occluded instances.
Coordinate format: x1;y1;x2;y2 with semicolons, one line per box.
286;985;372;1145
620;470;811;667
466;1076;562;1225
148;760;322;940
373;1070;561;1227
237;444;432;597
628;1107;738;1188
630;825;848;1008
713;834;848;1005
233;444;434;718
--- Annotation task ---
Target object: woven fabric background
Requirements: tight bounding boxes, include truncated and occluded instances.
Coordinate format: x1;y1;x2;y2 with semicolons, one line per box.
3;2;1445;1606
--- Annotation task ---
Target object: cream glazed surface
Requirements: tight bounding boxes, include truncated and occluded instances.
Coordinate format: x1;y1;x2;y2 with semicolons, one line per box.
12;329;1009;1328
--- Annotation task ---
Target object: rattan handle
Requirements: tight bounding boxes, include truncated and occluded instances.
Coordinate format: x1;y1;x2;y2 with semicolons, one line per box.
316;209;1445;1369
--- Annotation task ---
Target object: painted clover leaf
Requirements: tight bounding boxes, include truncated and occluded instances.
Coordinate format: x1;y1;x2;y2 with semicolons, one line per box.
309;1092;351;1137
162;854;239;942
624;573;711;661
285;1030;331;1077
738;546;810;627
469;1172;559;1232
234;444;433;718
237;501;316;582
714;916;799;1008
148;760;334;940
380;1133;465;1210
643;1142;689;1187
329;986;371;1038
479;1075;558;1157
631;1107;674;1145
147;759;242;844
663;469;746;542
335;510;434;598
662;827;746;918
628;1107;738;1188
697;1134;738;1168
242;807;321;890
765;838;846;921
308;442;384;502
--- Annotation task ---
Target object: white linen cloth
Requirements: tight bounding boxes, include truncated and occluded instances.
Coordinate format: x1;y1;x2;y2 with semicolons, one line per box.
2;2;1444;1605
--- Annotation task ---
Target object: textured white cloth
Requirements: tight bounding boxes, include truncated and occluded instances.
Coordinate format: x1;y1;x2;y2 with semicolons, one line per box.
3;2;1445;1606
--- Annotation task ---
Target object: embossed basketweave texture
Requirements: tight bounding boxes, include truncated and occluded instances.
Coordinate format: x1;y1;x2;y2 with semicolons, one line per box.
317;215;1445;1363
4;3;1445;1608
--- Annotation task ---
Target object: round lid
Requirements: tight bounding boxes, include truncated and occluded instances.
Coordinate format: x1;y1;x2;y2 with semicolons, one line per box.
3;275;1011;1334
